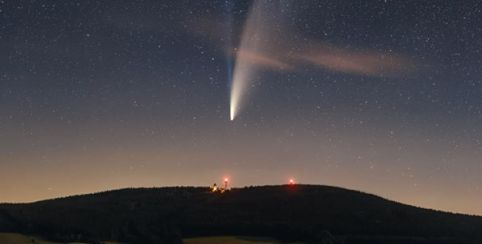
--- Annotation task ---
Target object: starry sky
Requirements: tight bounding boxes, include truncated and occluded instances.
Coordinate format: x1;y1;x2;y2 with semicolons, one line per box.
1;0;482;215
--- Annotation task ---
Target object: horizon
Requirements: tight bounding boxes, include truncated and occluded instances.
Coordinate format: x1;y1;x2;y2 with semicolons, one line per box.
1;182;480;217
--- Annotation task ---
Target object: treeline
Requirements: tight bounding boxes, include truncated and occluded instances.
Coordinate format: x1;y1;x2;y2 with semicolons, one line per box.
0;185;481;244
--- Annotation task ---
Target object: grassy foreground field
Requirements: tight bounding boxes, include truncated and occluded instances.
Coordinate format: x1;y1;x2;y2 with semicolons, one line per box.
0;233;287;244
0;233;122;244
183;236;302;244
0;233;58;244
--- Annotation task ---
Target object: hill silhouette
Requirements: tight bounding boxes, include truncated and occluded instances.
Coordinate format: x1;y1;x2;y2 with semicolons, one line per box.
0;185;481;244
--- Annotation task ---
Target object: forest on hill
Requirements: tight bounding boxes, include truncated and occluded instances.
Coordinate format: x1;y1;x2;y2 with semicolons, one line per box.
1;185;481;244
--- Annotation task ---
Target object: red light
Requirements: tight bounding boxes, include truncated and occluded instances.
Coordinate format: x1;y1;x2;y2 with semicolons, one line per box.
224;178;229;182
289;179;295;185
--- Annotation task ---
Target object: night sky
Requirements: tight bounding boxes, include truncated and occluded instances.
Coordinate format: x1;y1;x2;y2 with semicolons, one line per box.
1;0;482;215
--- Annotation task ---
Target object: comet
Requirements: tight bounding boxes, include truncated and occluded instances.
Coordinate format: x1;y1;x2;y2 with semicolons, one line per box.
230;0;284;121
228;0;412;121
225;0;234;121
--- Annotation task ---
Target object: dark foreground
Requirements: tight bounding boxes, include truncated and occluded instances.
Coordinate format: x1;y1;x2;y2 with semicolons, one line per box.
0;185;481;244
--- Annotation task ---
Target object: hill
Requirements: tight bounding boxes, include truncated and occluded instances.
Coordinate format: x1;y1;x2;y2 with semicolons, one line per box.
0;185;481;244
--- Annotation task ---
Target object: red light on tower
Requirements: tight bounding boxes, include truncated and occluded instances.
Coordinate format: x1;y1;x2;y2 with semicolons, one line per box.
224;178;229;190
289;178;295;185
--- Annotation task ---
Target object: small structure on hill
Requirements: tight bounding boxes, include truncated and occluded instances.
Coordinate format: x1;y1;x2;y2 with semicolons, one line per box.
211;178;230;193
211;183;218;192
